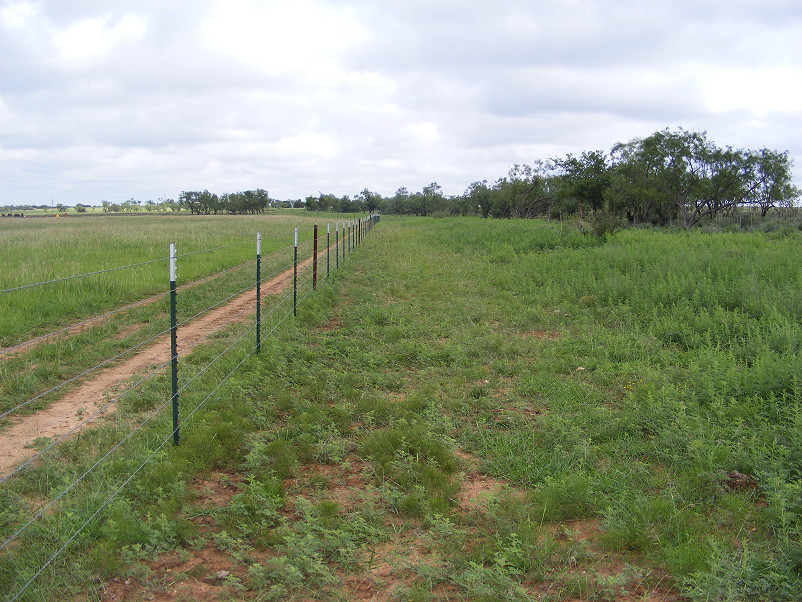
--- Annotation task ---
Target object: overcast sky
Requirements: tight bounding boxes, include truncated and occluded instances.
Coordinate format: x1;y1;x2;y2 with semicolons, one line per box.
1;0;800;204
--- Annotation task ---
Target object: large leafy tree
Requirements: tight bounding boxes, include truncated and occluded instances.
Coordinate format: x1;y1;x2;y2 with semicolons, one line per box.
554;151;611;214
744;149;800;216
489;163;552;219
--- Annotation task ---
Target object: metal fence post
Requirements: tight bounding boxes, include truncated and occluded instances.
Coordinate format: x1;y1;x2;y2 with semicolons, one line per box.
327;223;330;278
169;243;179;446
336;222;339;269
313;223;318;290
293;228;298;316
256;232;261;353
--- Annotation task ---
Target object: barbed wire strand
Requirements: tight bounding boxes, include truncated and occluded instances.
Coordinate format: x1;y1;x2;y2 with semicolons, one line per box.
1;244;293;358
0;353;173;485
4;235;331;597
7;309;292;600
0;326;174;421
0;234;292;296
0;257;169;294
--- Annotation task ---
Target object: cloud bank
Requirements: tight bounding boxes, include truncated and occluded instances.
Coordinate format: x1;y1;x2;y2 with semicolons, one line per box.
1;0;800;203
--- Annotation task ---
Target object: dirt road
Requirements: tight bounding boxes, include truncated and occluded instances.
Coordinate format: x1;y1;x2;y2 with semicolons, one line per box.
0;256;314;477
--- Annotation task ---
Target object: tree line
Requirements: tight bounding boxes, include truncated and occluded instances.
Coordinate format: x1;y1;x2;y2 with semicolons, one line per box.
365;128;798;228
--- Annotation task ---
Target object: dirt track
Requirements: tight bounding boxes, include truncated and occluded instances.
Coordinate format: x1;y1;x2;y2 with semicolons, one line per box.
0;256;315;477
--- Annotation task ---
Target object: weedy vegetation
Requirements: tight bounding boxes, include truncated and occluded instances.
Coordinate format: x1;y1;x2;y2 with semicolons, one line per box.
1;215;801;600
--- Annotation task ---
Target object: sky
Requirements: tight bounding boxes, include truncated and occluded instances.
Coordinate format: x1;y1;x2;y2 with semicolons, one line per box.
1;0;800;205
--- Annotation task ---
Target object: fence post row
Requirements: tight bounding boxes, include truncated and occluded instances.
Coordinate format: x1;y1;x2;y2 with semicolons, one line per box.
165;219;379;443
169;243;179;446
256;232;261;354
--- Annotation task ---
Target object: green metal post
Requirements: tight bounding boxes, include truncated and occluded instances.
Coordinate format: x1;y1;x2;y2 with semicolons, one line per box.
256;232;261;353
293;228;298;316
313;223;318;290
169;243;179;446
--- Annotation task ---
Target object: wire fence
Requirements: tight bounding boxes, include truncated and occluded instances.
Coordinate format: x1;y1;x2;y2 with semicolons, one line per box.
0;214;380;601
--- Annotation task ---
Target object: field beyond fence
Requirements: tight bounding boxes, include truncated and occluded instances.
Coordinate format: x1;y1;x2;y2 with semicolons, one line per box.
2;215;802;601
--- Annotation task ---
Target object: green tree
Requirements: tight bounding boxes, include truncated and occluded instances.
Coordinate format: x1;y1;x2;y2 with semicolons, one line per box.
607;128;762;227
554;151;611;213
389;187;409;214
490;163;552;218
357;188;382;212
744;149;799;216
465;180;491;217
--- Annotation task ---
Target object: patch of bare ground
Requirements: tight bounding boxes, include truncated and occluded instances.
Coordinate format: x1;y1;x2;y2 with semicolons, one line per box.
454;449;682;601
191;471;244;510
0;257;316;477
101;448;685;601
282;456;374;512
534;520;683;601
521;330;560;341
100;544;244;601
319;317;342;332
454;448;514;513
340;538;447;601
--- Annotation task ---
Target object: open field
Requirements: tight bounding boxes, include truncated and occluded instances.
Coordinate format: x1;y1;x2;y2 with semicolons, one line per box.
2;216;802;600
0;212;337;347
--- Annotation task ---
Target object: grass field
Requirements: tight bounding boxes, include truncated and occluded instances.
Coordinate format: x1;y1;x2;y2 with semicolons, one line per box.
0;212;347;347
2;215;801;600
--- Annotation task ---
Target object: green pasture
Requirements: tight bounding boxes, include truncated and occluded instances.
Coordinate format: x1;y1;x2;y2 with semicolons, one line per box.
2;216;801;600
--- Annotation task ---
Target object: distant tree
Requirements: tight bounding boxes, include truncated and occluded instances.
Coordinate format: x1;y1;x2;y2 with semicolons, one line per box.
490;163;552;218
743;148;799;216
388;187;409;214
465;180;491;217
356;188;382;212
553;151;611;214
179;190;220;214
423;182;444;216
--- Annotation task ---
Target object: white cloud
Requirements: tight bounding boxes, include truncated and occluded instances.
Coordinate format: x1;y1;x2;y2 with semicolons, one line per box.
0;0;37;27
52;13;146;64
702;66;802;117
201;0;367;80
0;0;800;203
